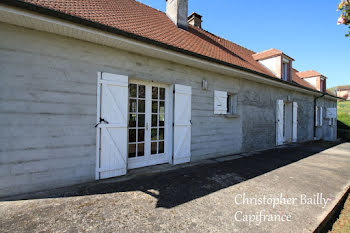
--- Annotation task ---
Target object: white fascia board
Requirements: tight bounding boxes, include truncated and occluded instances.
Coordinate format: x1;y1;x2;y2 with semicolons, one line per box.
0;4;339;100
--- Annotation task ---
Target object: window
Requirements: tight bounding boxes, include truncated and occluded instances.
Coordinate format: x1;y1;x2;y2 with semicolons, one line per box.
282;62;289;81
214;91;238;115
227;94;238;115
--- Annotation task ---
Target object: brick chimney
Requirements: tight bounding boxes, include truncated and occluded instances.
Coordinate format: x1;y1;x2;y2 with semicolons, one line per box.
166;0;188;29
188;12;202;28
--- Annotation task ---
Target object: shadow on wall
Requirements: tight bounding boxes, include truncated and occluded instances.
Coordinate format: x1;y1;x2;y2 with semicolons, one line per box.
0;142;339;208
338;120;350;141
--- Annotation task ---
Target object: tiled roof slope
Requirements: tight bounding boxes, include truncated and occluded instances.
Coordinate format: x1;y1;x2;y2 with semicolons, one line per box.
337;85;350;91
253;48;283;61
292;69;317;90
253;48;295;61
17;0;275;77
5;0;334;94
297;70;323;78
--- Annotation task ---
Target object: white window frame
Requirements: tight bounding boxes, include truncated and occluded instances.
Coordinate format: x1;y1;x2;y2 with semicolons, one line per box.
227;93;238;115
282;62;288;81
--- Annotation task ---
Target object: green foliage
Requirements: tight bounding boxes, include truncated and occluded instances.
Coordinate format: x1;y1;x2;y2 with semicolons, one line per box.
327;87;337;95
337;0;350;36
338;101;350;128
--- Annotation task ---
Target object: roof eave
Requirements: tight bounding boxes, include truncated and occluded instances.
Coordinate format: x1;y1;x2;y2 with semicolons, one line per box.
0;1;340;100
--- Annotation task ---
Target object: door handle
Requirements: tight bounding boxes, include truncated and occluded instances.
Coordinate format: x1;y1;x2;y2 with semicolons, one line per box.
95;118;109;128
146;122;149;130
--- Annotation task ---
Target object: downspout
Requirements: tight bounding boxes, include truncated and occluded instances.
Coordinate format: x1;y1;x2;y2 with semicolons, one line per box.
313;93;325;139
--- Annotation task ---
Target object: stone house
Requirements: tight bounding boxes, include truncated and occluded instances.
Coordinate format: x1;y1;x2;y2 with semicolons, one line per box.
336;85;350;100
0;0;340;198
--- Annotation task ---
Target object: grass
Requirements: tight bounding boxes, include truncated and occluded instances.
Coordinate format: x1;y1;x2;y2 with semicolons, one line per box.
329;193;350;233
338;101;350;129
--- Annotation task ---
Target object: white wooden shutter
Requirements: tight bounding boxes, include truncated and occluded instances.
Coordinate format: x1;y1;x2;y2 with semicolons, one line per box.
173;84;192;165
319;107;323;126
97;72;128;179
315;106;319;127
214;91;227;114
292;102;298;142
276;99;284;145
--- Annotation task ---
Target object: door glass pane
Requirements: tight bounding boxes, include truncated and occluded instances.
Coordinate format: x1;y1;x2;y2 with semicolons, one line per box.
129;84;137;98
151;142;157;155
138;129;145;142
128;84;167;158
152;101;158;113
129;129;136;142
152;114;157;127
159;113;164;126
151;128;157;140
138;114;145;127
152;87;158;99
128;114;136;127
138;85;145;98
129;99;137;113
159;101;165;114
129;144;136;158
138;143;144;157
159;128;164;140
159;141;164;153
138;100;145;113
159;88;165;100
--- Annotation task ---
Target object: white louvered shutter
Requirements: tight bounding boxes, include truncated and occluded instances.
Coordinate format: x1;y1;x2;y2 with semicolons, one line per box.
315;106;319;127
292;102;298;142
214;91;227;114
97;72;128;179
276;100;284;145
319;107;323;126
173;84;192;165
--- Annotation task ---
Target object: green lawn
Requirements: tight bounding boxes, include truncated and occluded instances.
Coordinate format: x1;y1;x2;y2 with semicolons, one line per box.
338;101;350;129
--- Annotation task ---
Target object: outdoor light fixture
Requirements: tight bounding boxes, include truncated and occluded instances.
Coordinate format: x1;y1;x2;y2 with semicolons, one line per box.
202;80;208;90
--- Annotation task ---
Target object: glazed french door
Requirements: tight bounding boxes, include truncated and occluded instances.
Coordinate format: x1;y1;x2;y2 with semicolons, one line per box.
127;80;169;169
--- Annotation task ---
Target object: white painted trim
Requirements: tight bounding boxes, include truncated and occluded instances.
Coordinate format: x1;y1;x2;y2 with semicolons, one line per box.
292;102;298;142
0;4;338;100
173;156;191;165
126;79;173;168
95;72;102;180
168;84;174;164
173;84;192;165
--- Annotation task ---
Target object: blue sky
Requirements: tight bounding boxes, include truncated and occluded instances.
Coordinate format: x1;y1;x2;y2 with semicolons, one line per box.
137;0;349;88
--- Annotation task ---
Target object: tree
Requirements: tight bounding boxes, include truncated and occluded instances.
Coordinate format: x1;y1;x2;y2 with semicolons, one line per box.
337;0;350;36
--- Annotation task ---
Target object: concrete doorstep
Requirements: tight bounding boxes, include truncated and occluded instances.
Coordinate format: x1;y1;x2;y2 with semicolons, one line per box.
0;141;349;233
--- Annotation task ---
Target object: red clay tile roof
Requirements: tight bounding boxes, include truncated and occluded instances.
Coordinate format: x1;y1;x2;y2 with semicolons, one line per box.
16;0;275;77
5;0;334;95
253;48;295;61
337;85;350;91
292;69;317;90
296;70;322;78
252;48;283;61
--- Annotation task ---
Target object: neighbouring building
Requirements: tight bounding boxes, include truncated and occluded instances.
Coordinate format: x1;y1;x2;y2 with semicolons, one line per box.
336;85;350;100
0;0;340;198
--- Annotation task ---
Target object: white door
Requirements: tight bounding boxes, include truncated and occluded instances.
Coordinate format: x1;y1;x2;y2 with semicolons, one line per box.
173;84;192;164
127;80;170;169
96;73;128;179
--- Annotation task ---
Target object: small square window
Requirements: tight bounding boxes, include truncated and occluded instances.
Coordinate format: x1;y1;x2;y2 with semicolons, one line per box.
227;94;238;114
